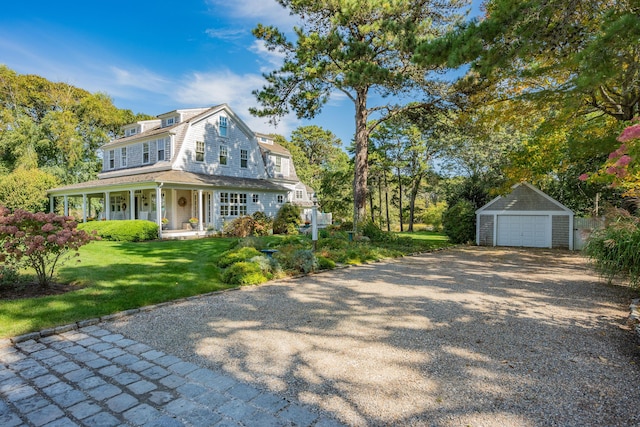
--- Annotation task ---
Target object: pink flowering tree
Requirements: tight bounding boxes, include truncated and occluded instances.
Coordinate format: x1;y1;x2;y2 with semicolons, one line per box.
580;121;639;197
0;206;94;287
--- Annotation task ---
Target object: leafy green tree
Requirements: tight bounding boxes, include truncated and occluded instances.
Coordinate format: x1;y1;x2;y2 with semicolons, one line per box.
251;0;466;226
0;66;153;184
0;168;59;212
286;125;343;190
415;0;640;122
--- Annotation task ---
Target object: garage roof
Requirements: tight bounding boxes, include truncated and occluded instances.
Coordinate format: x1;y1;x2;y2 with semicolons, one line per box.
476;182;573;214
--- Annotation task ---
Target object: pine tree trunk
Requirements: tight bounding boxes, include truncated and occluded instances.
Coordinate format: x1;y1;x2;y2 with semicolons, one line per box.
353;89;369;229
397;167;403;232
384;173;391;232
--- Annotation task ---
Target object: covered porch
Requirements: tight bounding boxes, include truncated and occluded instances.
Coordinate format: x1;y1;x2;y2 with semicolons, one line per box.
47;170;289;239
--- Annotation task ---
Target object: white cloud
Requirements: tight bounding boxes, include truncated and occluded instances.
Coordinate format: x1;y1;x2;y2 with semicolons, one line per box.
205;0;299;27
110;66;171;94
204;28;247;40
175;69;299;136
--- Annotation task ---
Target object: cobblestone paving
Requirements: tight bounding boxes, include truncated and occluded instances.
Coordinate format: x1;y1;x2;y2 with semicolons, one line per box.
0;326;343;426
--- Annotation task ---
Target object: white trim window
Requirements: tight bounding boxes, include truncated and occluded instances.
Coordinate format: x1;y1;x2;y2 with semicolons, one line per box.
195;141;205;162
252;194;259;203
295;190;303;200
120;147;127;167
108;150;115;169
157;139;165;161
240;149;248;168
277;194;284;203
274;156;282;173
143;142;150;164
219;116;228;137
166;117;175;126
219;145;228;166
220;192;247;217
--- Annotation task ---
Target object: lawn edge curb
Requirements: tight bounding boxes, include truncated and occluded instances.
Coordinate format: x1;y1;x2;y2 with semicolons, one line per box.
6;286;241;345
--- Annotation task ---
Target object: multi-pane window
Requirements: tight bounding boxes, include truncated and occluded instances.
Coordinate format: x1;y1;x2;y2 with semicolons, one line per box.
108;150;115;169
166;117;175;126
121;147;127;167
240;149;248;168
220;192;229;216
219;192;247;217
274;156;282;173
195;141;205;162
219;145;228;165
143;143;150;163
219;116;228;137
252;194;259;203
277;195;284;203
239;194;247;215
295;190;303;200
158;140;165;161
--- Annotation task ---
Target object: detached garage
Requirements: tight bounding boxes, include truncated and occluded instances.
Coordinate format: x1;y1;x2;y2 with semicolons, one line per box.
476;182;574;250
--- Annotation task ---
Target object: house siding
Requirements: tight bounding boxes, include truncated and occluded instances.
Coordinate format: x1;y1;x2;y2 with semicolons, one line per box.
552;215;570;249
177;114;268;179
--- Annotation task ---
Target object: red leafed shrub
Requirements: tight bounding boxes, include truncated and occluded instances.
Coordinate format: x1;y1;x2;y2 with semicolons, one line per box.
0;206;95;287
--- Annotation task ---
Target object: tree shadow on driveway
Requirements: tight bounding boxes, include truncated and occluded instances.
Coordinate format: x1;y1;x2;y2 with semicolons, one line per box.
107;247;640;426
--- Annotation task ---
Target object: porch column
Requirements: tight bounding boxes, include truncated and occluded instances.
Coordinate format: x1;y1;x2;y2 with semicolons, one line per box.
129;190;135;220
198;189;204;231
49;196;54;213
63;196;69;216
156;186;163;239
82;194;87;222
104;192;110;220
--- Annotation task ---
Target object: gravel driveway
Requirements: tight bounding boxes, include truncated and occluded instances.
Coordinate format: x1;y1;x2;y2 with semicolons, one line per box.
106;247;640;426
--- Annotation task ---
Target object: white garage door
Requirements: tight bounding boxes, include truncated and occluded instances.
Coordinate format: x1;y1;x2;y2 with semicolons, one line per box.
496;215;549;248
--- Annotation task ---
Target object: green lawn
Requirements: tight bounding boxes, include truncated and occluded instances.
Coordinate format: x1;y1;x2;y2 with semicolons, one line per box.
0;238;236;338
0;232;450;339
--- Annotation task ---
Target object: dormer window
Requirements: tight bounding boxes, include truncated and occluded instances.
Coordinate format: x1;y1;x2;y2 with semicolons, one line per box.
196;141;205;162
157;141;165;161
219;116;228;137
274;156;282;173
143;143;150;164
108;150;115;169
166;117;175;126
127;128;137;136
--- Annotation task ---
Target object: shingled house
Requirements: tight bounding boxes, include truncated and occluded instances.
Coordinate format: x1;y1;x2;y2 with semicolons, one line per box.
47;105;314;238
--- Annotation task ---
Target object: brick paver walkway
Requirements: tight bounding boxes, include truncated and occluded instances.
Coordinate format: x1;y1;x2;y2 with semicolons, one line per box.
0;326;343;426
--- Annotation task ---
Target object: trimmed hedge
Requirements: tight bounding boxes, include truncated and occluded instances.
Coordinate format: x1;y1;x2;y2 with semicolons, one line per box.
78;220;158;242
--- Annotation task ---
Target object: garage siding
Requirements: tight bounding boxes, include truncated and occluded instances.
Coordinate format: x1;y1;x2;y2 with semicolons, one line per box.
478;215;494;245
552;215;570;249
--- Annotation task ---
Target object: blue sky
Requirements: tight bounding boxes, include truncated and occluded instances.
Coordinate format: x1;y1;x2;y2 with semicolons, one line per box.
0;0;481;146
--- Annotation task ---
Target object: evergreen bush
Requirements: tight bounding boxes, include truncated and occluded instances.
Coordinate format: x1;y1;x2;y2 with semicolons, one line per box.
273;203;300;234
442;200;476;244
216;247;263;268
222;262;268;285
